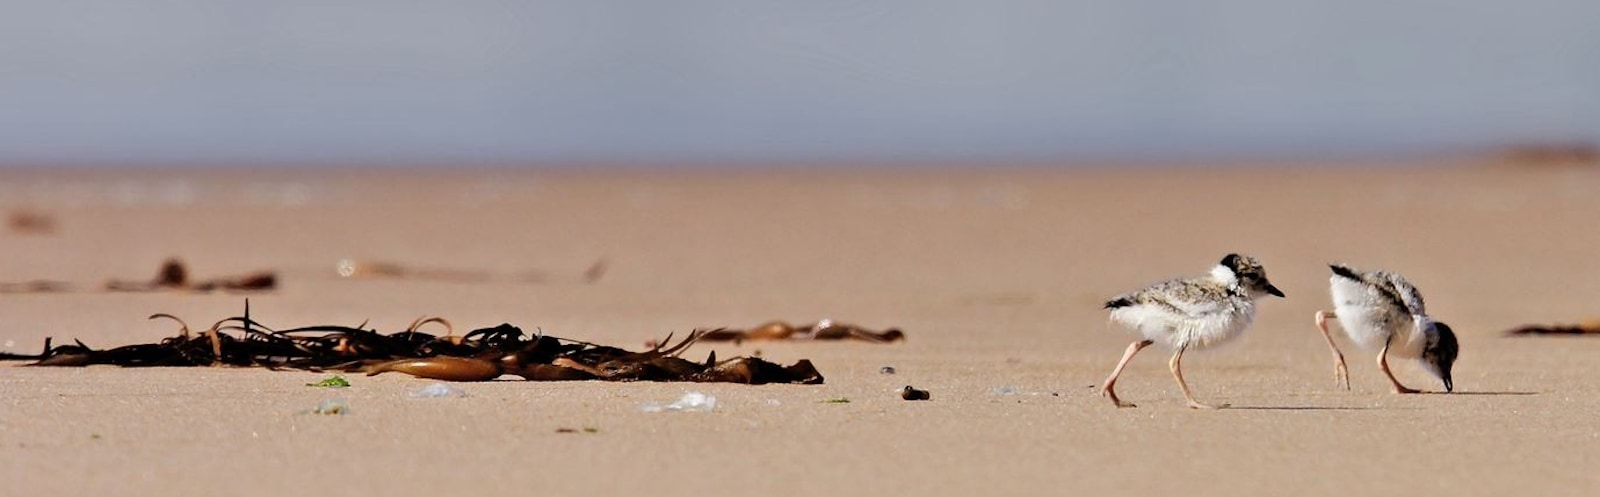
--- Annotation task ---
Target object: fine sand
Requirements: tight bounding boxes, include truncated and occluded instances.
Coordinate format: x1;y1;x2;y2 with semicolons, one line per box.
2;163;1599;496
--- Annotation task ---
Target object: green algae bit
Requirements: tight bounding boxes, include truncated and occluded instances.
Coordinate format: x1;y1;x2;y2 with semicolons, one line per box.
306;375;351;388
821;397;851;404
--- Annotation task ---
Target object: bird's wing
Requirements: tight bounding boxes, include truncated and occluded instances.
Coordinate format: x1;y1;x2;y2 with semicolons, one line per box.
1125;279;1231;318
1378;271;1427;317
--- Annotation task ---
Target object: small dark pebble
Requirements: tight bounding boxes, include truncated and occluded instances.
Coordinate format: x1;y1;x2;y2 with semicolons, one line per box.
900;385;931;401
879;366;897;375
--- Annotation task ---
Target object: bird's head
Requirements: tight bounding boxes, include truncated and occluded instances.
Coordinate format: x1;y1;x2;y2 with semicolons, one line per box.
1421;321;1459;393
1215;253;1285;299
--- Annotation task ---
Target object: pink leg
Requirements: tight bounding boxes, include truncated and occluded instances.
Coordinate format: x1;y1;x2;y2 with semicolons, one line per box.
1378;336;1419;394
1100;340;1153;408
1315;310;1350;390
1170;344;1227;409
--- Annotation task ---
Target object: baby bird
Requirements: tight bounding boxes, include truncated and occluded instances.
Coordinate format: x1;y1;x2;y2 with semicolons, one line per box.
1314;264;1458;393
1098;254;1285;409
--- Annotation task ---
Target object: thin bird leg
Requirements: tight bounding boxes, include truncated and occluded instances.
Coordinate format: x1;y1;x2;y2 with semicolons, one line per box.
1099;340;1153;408
1377;335;1419;394
1170;344;1226;409
1314;310;1350;390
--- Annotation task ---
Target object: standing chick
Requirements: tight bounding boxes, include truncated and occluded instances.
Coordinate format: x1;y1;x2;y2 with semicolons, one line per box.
1099;254;1285;409
1314;264;1458;393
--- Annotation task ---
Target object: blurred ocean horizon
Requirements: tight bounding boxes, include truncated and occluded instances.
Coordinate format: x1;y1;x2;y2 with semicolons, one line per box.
2;1;1596;167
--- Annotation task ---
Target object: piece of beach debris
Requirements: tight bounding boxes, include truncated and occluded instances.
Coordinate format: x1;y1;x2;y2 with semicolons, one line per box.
410;382;468;398
336;258;608;284
192;272;277;292
372;357;505;382
1505;320;1600;336
580;259;608;283
641;392;716;413
821;397;851;404
309;399;350;415
694;319;905;344
1498;142;1599;167
336;259;490;282
105;258;276;293
6;210;57;235
900;386;931;401
0;303;826;386
0;280;72;294
879;366;897;375
555;427;600;434
306;375;351;388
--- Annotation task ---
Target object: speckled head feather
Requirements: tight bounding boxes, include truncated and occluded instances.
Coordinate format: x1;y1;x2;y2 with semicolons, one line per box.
1219;254;1284;298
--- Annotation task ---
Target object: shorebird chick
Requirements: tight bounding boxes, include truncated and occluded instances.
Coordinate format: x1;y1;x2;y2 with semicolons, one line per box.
1099;254;1285;409
1314;265;1458;393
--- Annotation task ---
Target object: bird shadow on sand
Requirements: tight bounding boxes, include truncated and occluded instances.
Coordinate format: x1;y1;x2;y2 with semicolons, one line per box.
1220;390;1543;409
1223;405;1389;411
1418;391;1540;396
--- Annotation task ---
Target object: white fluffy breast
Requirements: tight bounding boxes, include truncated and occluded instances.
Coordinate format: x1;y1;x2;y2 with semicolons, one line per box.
1109;299;1255;350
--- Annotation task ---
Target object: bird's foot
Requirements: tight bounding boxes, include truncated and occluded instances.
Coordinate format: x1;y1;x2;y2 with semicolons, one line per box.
1334;364;1350;390
1392;385;1420;394
1100;386;1137;408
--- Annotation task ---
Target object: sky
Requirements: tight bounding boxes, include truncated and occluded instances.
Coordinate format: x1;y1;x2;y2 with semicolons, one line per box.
1;1;1597;166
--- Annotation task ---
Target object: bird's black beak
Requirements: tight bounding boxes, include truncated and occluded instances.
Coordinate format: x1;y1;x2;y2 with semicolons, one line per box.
1265;284;1285;298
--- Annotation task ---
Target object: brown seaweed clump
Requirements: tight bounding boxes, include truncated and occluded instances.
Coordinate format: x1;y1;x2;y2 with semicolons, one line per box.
1;259;274;294
0;303;823;385
0;280;72;294
1497;142;1599;168
105;258;276;293
1505;319;1600;336
695;319;905;345
6;210;57;235
335;258;607;284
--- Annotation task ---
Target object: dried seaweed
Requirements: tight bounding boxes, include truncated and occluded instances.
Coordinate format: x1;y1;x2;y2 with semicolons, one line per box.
105;258;276;293
1497;142;1599;168
1505;320;1600;336
6;210;57;235
335;258;607;284
0;259;272;294
693;319;905;344
0;280;72;294
0;302;823;385
0;257;602;295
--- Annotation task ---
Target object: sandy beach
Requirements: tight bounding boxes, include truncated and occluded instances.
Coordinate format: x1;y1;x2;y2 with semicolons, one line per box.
3;163;1599;496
